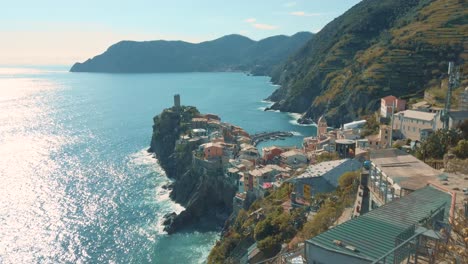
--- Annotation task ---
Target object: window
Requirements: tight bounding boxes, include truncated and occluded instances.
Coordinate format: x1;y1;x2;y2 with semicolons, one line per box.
376;142;379;146
413;127;415;132
384;136;388;139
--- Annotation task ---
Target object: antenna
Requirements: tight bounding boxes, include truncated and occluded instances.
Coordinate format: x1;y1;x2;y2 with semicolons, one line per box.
441;62;460;129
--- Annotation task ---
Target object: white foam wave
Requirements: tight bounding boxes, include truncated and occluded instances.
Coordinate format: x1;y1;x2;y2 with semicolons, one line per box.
287;112;316;127
260;99;274;104
129;149;185;235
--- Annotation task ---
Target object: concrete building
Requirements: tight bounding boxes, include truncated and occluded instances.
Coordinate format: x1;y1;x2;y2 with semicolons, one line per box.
280;149;308;169
447;110;468;128
305;185;453;264
392;110;442;141
239;144;260;165
366;125;391;149
337;128;361;140
380;95;406;118
343;120;366;130
293;159;362;199
460;87;468;111
201;142;223;159
262;146;285;164
191;117;208;129
317;116;328;138
335;139;356;158
366;149;441;209
191;128;207;137
249;165;290;196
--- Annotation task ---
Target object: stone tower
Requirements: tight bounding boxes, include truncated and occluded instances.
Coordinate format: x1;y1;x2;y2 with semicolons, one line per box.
174;94;181;110
317;115;327;138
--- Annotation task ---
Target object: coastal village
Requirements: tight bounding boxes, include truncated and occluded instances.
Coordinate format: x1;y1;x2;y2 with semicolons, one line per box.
165;88;468;264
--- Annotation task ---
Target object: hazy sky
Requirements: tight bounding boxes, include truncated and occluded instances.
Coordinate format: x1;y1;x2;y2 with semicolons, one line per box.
1;0;361;65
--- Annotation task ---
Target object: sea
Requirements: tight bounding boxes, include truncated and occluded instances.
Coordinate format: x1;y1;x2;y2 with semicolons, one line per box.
0;66;316;263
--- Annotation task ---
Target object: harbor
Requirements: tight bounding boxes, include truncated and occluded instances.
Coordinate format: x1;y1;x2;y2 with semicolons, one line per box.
251;131;294;146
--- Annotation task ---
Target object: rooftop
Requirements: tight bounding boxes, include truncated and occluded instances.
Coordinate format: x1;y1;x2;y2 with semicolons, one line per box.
448;110;468;120
192;117;208;122
370;149;441;190
381;95;397;103
307;185;452;263
201;142;223;149
336;139;355;144
296;159;361;187
281;149;306;158
394;110;436;121
411;101;430;109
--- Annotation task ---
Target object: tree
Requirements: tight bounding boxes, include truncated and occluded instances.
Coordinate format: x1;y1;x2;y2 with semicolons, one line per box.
257;236;282;258
254;219;275;241
457;120;468;140
416;129;461;160
452;140;468;159
338;171;359;189
435;209;468;263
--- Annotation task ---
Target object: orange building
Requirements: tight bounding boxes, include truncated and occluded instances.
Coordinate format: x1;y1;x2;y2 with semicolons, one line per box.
262;146;284;163
202;142;223;159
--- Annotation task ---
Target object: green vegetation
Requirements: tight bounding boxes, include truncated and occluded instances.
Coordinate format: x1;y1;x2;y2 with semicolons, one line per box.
315;152;340;163
299;171;359;241
208;184;298;263
452;140;468;159
270;0;467;126
360;113;380;137
208;171;360;263
415;129;463;160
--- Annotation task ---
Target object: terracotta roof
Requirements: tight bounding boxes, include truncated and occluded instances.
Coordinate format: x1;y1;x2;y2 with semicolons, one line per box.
381;95;397;103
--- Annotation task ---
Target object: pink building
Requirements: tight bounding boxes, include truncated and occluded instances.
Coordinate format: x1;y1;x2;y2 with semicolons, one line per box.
381;95;406;118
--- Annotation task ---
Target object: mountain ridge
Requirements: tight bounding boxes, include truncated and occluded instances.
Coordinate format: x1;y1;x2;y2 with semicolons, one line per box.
267;0;467;126
70;32;313;75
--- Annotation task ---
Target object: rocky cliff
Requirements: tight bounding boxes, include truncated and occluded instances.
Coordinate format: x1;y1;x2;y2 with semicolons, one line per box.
149;106;237;233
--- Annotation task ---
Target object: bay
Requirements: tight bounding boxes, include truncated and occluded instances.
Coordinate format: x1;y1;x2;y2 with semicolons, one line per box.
0;66;316;263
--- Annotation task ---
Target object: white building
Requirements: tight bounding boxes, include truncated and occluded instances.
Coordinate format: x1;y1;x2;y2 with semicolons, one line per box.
392;110;442;141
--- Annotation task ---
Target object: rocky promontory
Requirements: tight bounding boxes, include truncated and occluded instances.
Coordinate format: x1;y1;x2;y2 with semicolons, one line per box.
149;103;241;233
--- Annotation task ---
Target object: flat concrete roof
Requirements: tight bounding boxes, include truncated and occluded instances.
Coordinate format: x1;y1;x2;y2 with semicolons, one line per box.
370;149;441;190
335;139;355;144
395;110;436;121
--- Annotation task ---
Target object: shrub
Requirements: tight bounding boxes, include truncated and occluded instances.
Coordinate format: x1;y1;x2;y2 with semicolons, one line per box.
452;140;468;159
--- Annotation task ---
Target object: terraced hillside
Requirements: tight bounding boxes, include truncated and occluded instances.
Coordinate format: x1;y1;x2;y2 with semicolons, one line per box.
268;0;467;126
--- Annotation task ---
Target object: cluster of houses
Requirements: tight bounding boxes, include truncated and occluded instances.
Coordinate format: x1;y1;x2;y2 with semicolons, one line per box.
299;95;468;159
171;94;467;263
231;94;467;264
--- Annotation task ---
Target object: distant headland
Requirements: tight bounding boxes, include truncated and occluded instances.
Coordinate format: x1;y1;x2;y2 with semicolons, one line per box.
70;32;313;75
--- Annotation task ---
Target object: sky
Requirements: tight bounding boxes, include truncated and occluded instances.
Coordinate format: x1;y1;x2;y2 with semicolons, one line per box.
0;0;361;66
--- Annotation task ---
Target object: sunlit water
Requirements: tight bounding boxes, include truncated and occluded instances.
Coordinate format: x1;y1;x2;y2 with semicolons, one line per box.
0;66;316;263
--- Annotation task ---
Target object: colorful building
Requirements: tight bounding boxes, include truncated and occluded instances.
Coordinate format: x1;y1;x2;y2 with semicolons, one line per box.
380;95;406;118
202;142;223;159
